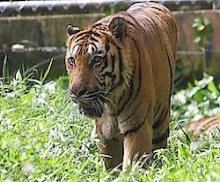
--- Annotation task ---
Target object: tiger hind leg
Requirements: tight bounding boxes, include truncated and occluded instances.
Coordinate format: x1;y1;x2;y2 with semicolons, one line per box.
152;103;170;150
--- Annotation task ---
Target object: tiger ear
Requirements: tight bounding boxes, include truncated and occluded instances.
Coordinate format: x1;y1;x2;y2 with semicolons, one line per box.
109;17;127;42
67;25;80;36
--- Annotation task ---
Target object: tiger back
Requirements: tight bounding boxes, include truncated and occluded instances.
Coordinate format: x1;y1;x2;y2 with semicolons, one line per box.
65;2;177;171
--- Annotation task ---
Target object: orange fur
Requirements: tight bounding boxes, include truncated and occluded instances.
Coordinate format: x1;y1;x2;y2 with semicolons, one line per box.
179;116;220;137
65;2;177;171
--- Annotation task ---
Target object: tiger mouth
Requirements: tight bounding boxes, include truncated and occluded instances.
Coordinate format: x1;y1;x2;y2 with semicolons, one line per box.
68;90;106;118
79;102;103;118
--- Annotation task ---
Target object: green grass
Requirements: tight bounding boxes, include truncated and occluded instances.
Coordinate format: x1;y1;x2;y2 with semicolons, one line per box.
0;72;220;181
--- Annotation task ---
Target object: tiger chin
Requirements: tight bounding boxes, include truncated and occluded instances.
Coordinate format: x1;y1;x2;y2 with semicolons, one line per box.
65;2;177;171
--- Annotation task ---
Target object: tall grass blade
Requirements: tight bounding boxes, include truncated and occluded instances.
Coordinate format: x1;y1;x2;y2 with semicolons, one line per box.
41;58;53;84
3;55;9;80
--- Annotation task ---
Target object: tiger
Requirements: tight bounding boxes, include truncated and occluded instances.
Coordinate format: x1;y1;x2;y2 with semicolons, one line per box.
178;116;220;137
65;2;177;171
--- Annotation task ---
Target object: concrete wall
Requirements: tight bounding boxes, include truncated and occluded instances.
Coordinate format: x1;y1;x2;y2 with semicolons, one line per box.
0;14;104;78
174;10;220;85
0;10;219;84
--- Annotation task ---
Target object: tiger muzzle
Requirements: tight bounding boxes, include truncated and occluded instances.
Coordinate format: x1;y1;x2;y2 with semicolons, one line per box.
69;89;105;118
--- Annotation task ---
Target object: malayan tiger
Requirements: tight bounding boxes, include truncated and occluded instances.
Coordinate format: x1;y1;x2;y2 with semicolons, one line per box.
178;116;220;137
65;2;177;171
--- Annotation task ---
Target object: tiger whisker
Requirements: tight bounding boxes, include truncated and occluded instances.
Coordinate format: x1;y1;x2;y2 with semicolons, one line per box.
80;90;101;99
100;94;117;113
93;99;102;116
99;90;114;97
81;95;96;100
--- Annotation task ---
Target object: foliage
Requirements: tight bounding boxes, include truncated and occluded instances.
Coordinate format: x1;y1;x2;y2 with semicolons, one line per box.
192;17;213;51
0;72;220;181
171;73;220;156
172;73;220;123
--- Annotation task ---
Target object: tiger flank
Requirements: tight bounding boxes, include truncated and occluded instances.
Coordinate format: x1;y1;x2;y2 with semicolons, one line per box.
65;2;177;171
178;116;220;137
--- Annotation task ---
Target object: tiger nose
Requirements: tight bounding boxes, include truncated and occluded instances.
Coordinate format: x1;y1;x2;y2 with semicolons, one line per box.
70;83;87;97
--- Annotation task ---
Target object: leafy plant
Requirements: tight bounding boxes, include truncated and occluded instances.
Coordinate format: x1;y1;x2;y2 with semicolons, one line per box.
192;17;213;51
172;73;220;126
192;17;214;73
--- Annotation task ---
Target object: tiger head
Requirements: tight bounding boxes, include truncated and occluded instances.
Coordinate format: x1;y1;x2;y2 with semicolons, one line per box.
65;17;129;118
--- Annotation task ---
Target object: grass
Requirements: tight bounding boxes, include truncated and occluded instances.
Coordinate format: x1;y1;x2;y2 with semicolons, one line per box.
0;71;220;181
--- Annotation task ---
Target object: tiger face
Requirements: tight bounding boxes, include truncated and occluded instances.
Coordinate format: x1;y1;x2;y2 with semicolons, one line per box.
65;18;127;118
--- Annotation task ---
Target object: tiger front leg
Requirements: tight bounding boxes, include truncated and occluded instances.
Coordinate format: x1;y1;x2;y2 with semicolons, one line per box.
122;120;153;171
92;118;123;170
96;137;123;170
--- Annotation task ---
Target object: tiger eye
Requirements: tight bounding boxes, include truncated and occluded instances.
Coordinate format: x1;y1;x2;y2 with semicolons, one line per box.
91;56;103;67
97;50;104;55
68;57;75;67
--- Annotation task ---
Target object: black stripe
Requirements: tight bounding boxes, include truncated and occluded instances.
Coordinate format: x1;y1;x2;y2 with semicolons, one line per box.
103;72;116;80
111;54;115;73
92;23;102;27
101;54;116;87
162;18;175;78
89;36;99;42
92;32;102;38
129;39;142;102
74;35;88;44
90;42;98;51
75;31;89;38
167;52;174;97
152;128;169;144
119;99;141;124
123;11;141;30
150;18;161;39
98;41;110;73
109;47;124;92
98;42;110;73
153;105;161;119
109;68;134;117
117;47;124;85
105;43;110;52
74;30;96;41
110;54;116;88
153;108;166;129
152;104;169;129
117;39;141;116
75;30;100;43
146;13;174;97
115;42;138;116
145;17;174;98
118;39;142;115
123;105;151;137
123;122;144;137
99;55;108;73
96;76;104;87
117;74;134;115
90;32;103;43
152;6;167;13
